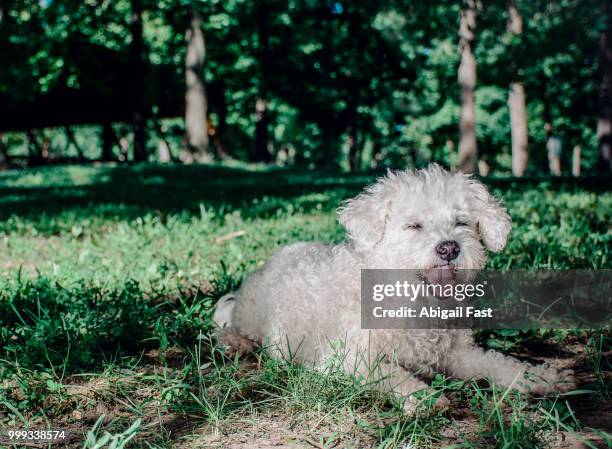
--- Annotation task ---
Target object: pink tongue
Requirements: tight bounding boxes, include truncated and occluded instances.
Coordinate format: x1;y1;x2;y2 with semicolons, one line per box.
422;264;456;285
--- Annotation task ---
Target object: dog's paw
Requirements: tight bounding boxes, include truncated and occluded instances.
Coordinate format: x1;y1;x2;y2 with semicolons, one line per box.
549;368;576;394
549;369;576;393
522;366;576;395
216;328;258;357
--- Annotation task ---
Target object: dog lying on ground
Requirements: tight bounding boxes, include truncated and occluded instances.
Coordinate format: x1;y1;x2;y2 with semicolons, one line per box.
214;164;574;413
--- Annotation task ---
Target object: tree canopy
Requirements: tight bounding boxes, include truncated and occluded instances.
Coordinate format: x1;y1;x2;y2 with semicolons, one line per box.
0;0;608;174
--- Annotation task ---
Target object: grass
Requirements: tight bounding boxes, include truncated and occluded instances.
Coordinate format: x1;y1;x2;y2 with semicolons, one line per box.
0;163;610;448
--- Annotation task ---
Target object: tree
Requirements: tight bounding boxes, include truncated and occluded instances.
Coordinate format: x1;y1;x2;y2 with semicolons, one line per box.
253;0;272;162
597;2;612;173
0;0;6;28
130;0;148;162
184;3;209;163
458;0;479;173
345;5;367;172
101;122;115;161
0;0;606;174
507;0;528;176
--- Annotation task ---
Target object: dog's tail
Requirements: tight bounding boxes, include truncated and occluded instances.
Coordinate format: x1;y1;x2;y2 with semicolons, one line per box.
213;293;236;329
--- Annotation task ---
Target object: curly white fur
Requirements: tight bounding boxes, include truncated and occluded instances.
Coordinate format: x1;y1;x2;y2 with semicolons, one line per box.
214;164;574;413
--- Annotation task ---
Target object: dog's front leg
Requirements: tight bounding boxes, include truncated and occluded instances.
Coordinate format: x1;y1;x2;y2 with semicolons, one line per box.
442;340;574;394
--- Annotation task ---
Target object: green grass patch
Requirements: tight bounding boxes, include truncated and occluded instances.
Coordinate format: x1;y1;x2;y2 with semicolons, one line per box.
0;163;610;448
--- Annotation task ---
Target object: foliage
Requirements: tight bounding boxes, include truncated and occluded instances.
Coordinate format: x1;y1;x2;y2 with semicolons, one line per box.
83;416;142;449
0;1;608;172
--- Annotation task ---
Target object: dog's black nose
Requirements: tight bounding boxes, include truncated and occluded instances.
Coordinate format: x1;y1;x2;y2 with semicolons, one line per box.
436;240;460;261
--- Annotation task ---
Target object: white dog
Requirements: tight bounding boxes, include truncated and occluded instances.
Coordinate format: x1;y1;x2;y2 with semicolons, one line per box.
214;164;574;412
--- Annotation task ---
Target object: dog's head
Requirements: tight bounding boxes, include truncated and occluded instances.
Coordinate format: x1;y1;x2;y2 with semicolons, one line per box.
337;164;511;281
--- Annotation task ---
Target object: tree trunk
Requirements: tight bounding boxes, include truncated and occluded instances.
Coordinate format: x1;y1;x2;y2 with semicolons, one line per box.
347;126;360;172
319;126;337;168
130;0;147;162
254;98;269;161
0;1;5;28
572;145;581;176
253;0;271;162
184;4;209;163
65;126;85;161
212;80;228;159
0;0;10;29
27;129;43;165
102;122;114;161
0;134;9;169
346;92;361;172
458;0;479;174
153;120;173;162
597;2;612;173
509;82;528;176
371;141;382;170
507;1;528;176
158;133;172;163
346;8;364;173
119;134;130;162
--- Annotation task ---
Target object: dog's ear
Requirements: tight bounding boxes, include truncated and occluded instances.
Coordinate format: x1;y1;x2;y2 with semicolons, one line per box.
468;179;511;252
337;175;396;250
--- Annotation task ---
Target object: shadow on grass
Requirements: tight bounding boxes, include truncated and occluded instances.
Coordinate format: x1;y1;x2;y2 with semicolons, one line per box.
0;276;232;372
0;164;372;223
0;163;609;224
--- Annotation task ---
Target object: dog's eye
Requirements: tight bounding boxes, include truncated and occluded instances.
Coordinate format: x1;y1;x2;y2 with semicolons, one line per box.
455;220;469;227
403;223;422;231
